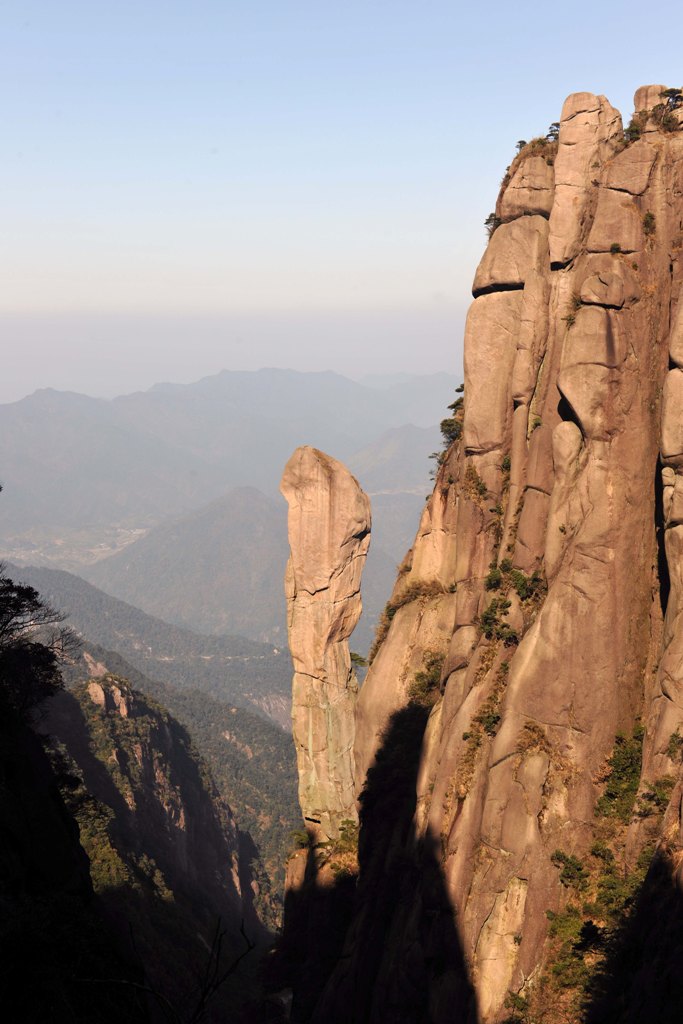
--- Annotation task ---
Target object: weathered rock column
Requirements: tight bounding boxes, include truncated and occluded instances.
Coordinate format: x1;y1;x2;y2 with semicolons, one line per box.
280;446;370;841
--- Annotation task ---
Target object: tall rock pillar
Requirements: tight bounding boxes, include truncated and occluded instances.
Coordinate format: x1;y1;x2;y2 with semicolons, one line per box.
280;446;370;841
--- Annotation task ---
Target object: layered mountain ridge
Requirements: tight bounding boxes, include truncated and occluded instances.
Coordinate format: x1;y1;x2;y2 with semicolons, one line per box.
0;368;448;567
280;85;683;1024
0;371;439;653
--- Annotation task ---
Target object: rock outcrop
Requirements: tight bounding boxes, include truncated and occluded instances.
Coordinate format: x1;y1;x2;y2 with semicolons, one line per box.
281;446;371;841
282;85;683;1023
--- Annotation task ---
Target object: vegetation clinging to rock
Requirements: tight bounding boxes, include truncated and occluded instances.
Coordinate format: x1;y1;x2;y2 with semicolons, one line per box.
407;650;445;708
595;724;644;823
369;579;446;663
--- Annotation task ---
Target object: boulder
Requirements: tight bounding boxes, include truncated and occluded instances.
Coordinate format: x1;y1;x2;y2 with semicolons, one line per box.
586;188;643;254
499;155;555;222
661;369;683;468
634;84;669;112
606;140;657;195
472;216;549;297
462;291;522;453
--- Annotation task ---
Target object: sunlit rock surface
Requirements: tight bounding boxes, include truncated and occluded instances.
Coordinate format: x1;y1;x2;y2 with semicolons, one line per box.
282;86;683;1024
281;446;371;841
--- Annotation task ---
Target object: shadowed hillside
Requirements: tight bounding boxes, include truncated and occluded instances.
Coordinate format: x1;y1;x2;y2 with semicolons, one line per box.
62;641;299;923
7;561;293;727
43;676;262;1020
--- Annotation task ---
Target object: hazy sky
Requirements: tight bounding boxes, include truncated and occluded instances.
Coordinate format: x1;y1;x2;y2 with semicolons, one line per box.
3;1;682;401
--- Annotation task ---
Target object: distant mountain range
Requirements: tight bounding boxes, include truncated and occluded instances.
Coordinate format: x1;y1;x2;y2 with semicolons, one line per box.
0;368;450;648
347;422;441;494
0;367;454;543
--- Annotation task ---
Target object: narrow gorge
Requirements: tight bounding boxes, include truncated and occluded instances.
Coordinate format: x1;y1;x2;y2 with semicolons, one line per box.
279;85;683;1024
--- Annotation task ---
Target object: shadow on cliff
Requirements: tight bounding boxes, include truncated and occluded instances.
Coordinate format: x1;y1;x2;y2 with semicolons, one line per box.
0;709;150;1023
583;847;683;1024
654;457;670;617
272;700;477;1024
41;689;267;1024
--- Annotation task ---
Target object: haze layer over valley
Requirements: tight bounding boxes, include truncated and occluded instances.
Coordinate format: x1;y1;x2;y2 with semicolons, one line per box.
0;368;454;651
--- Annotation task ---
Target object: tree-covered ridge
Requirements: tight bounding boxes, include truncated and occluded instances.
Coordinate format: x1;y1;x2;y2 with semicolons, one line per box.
0;566;75;717
0;565;148;1022
44;673;261;1019
0;557;287;1019
5;567;300;911
8;563;292;728
64;641;299;921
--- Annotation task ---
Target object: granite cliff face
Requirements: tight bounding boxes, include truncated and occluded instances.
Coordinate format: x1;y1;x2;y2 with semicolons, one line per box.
281;446;371;842
282;86;683;1023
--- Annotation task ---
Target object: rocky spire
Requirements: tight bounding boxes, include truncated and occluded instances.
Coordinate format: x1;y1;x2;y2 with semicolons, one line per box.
280;446;371;842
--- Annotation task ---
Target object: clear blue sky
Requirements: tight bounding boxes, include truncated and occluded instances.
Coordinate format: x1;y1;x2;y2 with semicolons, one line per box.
2;0;682;400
